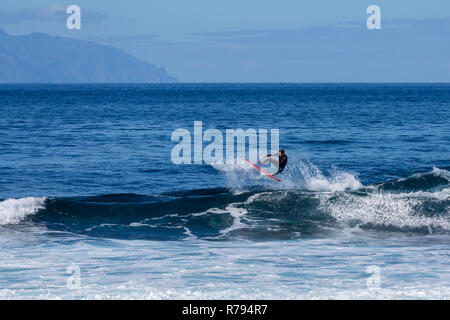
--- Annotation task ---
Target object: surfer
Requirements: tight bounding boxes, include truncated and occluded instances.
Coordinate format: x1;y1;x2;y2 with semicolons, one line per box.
259;149;288;175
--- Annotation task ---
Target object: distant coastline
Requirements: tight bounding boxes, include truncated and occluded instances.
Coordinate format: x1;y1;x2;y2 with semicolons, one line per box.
0;28;177;83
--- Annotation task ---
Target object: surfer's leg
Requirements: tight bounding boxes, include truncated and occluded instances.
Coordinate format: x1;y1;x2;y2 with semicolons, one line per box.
269;158;279;167
268;158;280;175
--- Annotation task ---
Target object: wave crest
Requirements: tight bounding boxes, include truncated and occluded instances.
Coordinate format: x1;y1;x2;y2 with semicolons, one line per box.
1;168;448;239
0;197;46;225
212;158;363;192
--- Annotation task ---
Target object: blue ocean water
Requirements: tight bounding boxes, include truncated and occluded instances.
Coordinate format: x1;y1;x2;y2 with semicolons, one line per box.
0;84;449;299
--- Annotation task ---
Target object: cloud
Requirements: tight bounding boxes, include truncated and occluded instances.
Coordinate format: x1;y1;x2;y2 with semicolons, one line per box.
191;17;450;43
85;34;165;50
192;29;298;38
87;34;158;43
334;17;450;30
0;5;109;24
167;17;450;81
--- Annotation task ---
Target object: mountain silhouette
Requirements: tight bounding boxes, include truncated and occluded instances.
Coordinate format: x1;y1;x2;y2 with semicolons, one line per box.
0;29;177;83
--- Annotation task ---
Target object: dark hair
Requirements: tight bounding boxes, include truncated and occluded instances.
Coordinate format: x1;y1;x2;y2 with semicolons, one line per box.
279;149;285;155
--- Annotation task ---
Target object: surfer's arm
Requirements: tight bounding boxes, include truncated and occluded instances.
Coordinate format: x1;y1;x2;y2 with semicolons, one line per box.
263;153;276;158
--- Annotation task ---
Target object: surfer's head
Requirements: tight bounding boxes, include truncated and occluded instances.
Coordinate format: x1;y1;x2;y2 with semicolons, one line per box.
279;149;285;156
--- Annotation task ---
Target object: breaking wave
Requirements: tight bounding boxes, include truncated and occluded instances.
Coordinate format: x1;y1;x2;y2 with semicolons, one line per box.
0;197;46;225
212;159;363;192
0;167;448;240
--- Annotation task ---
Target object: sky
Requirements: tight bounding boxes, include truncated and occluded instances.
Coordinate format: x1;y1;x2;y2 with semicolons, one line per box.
1;1;449;82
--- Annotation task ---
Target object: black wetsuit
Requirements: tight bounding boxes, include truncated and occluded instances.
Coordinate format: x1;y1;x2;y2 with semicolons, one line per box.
267;153;287;175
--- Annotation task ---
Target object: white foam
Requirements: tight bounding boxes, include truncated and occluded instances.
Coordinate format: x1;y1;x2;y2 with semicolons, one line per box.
245;191;288;205
294;161;363;191
211;160;253;173
183;227;197;240
212;160;268;191
191;207;229;217
432;167;450;180
398;188;450;200
307;172;362;192
380;167;450;190
320;191;450;231
219;203;248;236
2;237;449;300
0;197;46;225
213;157;364;193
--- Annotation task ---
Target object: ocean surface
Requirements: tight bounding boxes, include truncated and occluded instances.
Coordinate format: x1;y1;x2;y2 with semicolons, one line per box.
0;83;449;299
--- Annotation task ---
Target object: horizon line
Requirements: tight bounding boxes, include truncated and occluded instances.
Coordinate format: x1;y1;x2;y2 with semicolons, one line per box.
0;82;449;85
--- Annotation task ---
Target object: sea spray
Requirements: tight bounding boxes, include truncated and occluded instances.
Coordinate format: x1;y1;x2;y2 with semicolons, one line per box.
0;197;46;225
